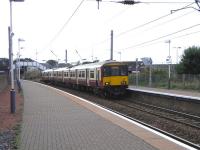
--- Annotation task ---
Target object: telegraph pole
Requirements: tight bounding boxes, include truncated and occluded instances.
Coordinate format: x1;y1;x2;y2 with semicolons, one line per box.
110;30;113;60
136;58;138;87
165;40;171;89
65;49;68;64
9;0;16;113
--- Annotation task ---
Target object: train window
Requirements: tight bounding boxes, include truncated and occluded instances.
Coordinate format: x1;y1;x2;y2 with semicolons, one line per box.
103;67;110;77
103;66;128;76
111;66;120;76
82;71;85;78
90;71;94;78
79;71;81;77
120;65;128;76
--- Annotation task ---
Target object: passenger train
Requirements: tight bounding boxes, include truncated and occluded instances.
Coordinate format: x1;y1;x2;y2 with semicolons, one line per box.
41;60;128;97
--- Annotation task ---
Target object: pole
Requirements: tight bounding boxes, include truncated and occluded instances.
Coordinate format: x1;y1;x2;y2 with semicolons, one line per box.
9;0;16;113
149;64;152;87
136;58;138;87
65;49;68;64
168;40;171;89
110;30;113;60
118;52;121;61
8;27;11;85
18;39;20;81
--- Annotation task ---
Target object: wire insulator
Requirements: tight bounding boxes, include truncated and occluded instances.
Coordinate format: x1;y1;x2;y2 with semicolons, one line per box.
117;0;140;5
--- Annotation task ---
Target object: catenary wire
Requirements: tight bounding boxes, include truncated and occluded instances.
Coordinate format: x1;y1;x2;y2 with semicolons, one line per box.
94;2;195;46
120;29;200;50
117;23;200;51
44;0;86;51
115;2;195;37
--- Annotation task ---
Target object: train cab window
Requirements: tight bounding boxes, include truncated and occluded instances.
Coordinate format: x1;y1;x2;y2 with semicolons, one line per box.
111;66;120;76
103;66;110;77
120;65;128;76
103;65;128;77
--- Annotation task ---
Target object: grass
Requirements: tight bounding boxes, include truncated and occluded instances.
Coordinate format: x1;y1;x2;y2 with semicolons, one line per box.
11;123;22;150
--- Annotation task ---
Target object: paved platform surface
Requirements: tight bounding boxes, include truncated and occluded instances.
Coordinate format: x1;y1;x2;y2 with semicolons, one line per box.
20;81;193;150
20;81;157;150
129;85;200;99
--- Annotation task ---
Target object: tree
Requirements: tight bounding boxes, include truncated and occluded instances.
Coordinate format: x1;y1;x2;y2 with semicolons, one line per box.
176;46;200;74
46;60;58;68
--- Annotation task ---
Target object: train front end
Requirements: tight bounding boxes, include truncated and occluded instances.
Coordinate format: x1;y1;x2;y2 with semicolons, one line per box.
102;62;128;97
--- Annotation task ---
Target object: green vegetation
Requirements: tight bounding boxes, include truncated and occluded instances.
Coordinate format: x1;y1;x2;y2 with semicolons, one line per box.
11;123;22;150
129;46;200;91
176;46;200;74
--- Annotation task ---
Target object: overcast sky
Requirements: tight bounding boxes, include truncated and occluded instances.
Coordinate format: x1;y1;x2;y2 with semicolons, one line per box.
1;0;200;64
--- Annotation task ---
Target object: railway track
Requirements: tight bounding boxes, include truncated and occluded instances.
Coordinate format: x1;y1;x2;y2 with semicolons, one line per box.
115;100;200;130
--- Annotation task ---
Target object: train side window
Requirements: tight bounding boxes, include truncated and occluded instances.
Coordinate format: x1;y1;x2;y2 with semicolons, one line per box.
79;71;81;77
82;71;85;78
90;71;94;79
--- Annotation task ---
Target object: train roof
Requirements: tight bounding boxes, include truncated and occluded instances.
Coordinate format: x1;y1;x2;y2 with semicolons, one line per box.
42;69;54;73
42;61;126;72
70;60;126;70
53;67;69;72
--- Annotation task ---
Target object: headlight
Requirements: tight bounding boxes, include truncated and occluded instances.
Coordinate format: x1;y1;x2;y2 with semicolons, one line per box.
105;82;110;85
121;81;126;85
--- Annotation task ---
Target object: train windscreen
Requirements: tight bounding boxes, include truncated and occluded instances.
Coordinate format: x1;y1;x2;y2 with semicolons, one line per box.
103;65;128;77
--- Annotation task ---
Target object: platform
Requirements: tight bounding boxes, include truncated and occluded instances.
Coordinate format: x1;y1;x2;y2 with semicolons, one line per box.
20;81;196;150
128;85;200;100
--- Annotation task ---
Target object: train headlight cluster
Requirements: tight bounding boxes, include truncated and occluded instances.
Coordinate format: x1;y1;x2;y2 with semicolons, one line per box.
121;81;126;85
105;82;110;86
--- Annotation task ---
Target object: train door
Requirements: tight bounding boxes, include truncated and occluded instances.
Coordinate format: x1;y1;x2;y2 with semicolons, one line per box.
62;71;64;82
86;69;89;86
96;68;100;87
75;69;78;85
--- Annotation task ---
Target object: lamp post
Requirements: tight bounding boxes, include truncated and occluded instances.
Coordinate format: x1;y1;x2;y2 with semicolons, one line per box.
165;40;171;89
9;0;24;113
173;46;181;64
118;51;121;61
18;38;25;81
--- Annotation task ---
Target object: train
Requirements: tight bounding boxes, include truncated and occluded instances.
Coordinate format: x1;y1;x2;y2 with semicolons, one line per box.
41;60;129;97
